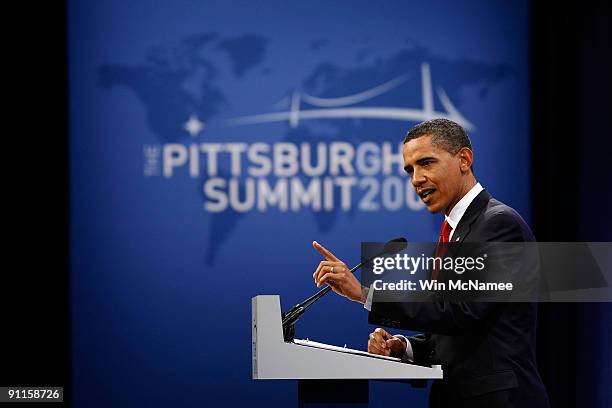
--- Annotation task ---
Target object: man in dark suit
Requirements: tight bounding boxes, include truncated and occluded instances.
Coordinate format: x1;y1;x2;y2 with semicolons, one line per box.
313;118;549;407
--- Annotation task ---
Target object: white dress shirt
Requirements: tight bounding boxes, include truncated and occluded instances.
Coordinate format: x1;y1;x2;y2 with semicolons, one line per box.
364;182;484;361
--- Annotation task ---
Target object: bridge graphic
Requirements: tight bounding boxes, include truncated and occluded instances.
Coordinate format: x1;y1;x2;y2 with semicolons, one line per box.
225;63;475;131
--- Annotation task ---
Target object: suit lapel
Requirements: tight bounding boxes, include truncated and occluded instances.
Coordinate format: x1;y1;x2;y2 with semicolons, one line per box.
450;189;491;244
438;189;491;282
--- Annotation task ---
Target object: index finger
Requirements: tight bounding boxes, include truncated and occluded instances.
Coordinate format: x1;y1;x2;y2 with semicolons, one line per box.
312;241;340;262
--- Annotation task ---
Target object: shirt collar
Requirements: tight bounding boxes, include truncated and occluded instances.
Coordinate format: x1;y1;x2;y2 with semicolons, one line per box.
445;182;483;231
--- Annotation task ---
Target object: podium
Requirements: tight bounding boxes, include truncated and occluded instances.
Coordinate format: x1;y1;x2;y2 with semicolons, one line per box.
252;295;443;406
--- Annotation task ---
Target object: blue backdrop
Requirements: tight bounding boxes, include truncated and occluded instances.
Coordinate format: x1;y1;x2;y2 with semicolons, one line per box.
69;1;529;406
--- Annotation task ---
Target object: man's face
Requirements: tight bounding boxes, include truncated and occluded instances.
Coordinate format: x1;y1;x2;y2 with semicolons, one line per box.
403;134;464;214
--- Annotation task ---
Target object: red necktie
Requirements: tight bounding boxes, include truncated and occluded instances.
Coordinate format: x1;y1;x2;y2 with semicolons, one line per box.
431;220;452;280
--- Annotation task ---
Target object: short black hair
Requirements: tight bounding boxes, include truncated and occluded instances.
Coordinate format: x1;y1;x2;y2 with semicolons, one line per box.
403;118;472;154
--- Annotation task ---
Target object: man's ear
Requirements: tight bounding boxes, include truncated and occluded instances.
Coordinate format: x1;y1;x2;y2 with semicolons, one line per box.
458;147;473;173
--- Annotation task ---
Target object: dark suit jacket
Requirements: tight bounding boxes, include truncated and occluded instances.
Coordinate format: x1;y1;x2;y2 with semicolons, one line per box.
369;190;550;408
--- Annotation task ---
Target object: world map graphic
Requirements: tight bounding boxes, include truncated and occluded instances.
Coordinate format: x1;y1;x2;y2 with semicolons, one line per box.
98;32;513;263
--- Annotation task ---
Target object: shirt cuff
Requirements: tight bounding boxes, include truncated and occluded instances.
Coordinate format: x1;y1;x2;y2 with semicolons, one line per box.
393;335;414;362
363;285;375;311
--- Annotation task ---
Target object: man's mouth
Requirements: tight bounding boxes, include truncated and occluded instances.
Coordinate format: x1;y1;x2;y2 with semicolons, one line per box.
418;188;437;204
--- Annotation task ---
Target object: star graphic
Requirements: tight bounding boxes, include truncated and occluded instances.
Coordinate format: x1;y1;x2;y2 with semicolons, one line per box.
183;115;205;137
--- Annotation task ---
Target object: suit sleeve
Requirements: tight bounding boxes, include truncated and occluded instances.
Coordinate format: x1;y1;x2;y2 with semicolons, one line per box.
406;333;433;365
368;294;499;335
369;210;526;336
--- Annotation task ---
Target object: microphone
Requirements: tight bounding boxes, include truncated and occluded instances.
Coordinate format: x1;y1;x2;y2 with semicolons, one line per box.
281;237;407;342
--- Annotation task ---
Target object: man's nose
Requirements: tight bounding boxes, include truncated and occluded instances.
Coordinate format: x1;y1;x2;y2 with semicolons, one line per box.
411;169;426;187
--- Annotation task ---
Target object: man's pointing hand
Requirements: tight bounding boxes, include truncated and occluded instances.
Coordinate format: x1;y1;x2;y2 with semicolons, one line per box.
312;241;364;302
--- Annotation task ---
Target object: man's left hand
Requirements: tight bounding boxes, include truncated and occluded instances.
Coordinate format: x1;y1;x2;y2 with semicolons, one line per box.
312;241;363;302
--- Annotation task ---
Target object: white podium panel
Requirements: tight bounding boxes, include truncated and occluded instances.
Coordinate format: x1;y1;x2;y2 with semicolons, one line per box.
252;295;443;380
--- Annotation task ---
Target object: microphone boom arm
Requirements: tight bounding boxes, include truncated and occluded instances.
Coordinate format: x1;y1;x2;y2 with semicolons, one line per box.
281;238;407;342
